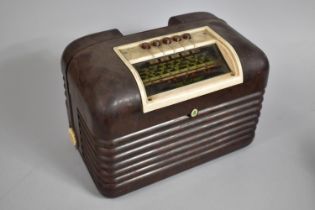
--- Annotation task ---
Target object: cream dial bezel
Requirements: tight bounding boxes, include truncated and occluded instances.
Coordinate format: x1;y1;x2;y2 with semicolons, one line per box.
114;26;243;113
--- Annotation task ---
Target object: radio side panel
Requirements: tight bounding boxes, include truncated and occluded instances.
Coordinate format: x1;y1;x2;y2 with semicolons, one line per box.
61;29;123;148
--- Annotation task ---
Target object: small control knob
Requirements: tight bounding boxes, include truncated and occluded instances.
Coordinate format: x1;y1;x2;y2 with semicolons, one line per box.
182;33;191;40
172;35;182;42
151;40;161;47
162;37;172;45
190;108;199;118
140;42;151;49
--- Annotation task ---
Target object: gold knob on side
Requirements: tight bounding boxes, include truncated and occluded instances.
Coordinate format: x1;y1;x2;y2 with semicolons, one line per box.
190;108;199;118
68;128;77;146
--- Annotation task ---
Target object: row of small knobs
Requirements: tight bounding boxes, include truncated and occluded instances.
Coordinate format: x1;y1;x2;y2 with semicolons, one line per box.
140;33;191;49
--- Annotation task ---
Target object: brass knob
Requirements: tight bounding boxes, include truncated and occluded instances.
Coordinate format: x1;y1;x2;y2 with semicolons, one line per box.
68;128;77;146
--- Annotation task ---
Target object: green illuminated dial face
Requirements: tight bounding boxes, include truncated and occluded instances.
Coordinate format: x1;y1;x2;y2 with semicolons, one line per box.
133;44;231;97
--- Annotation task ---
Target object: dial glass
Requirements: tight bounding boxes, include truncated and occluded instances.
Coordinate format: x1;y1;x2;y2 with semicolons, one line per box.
133;44;231;97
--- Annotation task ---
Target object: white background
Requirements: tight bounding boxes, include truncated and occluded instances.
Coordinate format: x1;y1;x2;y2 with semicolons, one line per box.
0;0;314;209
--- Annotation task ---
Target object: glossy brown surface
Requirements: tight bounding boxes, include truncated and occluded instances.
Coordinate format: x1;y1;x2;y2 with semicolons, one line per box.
61;12;269;197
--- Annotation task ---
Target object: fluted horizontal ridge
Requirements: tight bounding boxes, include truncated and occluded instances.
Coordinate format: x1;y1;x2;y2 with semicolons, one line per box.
83;113;259;171
88;92;263;148
85;133;254;188
78;92;263;189
110;92;263;146
78;93;262;159
78;92;263;187
82;120;257;181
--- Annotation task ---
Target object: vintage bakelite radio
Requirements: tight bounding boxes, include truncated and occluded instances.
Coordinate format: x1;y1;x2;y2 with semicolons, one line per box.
61;12;269;197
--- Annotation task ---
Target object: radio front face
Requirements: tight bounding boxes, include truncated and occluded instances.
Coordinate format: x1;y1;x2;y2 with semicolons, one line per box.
114;26;243;113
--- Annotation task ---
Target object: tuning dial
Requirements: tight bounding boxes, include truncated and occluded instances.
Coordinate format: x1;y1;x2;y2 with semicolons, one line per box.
182;33;191;40
151;40;161;47
162;37;172;45
172;35;182;42
140;42;151;49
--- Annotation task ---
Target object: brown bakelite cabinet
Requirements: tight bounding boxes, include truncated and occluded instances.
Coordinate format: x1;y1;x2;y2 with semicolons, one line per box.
61;12;269;197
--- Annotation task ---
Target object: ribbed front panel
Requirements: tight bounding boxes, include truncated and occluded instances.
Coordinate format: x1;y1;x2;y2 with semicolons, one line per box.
78;92;263;192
